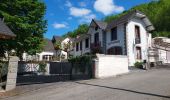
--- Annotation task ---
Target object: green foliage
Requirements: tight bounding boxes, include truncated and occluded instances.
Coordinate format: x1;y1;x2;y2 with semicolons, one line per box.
134;62;144;69
54;41;62;50
38;62;46;73
68;55;95;73
103;11;128;23
0;0;47;59
103;0;170;37
64;24;89;38
0;61;8;82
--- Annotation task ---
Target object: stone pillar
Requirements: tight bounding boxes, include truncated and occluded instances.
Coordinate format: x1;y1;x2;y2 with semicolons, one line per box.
93;59;99;78
5;56;19;91
45;63;50;75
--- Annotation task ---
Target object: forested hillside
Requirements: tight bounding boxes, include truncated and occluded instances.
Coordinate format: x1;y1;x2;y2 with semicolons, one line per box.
104;0;170;38
64;0;170;38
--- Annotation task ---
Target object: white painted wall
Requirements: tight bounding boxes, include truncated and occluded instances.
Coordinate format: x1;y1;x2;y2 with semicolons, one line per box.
158;50;170;64
95;54;129;78
22;51;55;61
126;18;149;66
61;37;73;51
38;52;55;61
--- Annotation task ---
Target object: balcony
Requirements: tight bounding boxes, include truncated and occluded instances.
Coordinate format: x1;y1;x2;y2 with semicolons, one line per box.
90;42;102;54
135;38;141;44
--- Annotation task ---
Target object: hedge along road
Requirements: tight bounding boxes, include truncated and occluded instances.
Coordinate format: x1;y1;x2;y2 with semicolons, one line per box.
1;68;170;100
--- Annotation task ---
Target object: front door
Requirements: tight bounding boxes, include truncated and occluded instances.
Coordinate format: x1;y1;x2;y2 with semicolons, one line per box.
136;47;142;60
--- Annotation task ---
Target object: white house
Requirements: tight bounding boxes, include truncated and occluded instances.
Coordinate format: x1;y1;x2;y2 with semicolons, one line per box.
74;10;155;66
52;36;74;59
23;39;56;61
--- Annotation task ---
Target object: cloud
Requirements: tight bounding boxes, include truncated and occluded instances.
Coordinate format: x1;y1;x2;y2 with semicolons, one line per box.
67;17;73;20
94;0;124;15
79;2;86;7
65;1;95;23
70;7;91;17
52;23;68;29
79;14;96;23
65;0;72;7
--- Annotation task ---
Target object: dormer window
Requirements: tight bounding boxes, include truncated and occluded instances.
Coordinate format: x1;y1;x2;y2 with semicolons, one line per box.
95;26;98;31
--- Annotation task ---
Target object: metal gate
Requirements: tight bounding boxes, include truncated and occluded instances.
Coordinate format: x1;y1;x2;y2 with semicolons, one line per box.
17;61;92;85
49;62;72;81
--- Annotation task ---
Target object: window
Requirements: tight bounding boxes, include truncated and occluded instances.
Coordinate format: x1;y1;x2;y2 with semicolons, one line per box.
95;26;98;31
136;47;142;59
76;43;79;51
85;38;89;48
111;27;117;41
80;41;82;51
135;25;141;44
94;32;99;44
107;46;122;55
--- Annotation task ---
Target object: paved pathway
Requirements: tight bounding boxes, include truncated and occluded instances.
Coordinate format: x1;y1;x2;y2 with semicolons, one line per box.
1;68;170;100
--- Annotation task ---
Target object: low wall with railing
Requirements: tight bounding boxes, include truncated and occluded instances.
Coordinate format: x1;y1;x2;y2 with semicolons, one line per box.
94;54;129;78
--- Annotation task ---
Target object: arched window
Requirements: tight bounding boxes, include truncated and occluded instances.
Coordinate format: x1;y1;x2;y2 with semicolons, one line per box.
107;46;122;55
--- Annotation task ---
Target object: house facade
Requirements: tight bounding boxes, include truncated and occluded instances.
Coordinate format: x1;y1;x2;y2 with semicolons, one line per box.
73;34;90;57
52;36;74;59
73;10;154;66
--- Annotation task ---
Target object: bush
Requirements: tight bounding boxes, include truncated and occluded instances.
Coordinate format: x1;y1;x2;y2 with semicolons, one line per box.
134;62;144;69
38;62;46;73
68;55;96;73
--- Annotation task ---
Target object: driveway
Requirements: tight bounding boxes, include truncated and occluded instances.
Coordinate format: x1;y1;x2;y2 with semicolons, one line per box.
1;68;170;100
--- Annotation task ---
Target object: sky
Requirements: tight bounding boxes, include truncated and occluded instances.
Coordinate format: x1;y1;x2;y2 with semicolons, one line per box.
44;0;151;39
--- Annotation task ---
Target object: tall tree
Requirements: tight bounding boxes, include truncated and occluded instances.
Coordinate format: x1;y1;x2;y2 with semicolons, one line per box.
0;0;47;59
64;24;89;38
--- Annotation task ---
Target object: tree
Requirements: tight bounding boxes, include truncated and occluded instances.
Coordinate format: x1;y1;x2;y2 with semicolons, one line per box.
103;0;170;38
0;0;47;59
64;24;89;38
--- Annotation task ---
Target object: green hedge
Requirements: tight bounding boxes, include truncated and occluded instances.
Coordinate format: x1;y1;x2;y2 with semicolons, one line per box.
68;55;96;74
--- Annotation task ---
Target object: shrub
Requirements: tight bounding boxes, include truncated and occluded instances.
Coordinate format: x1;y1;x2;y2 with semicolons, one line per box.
68;55;96;73
134;62;144;69
38;62;46;73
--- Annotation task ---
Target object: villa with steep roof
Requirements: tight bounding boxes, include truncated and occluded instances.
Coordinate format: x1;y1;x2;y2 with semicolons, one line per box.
73;10;154;66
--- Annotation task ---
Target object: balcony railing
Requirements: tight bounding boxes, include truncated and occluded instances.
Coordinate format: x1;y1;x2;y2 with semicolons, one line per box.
90;42;102;54
135;38;141;44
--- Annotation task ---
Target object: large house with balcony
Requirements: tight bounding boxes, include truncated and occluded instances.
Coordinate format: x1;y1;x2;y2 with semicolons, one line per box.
73;10;154;66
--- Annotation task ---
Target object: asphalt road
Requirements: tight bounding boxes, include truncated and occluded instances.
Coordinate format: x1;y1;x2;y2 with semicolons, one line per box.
1;68;170;100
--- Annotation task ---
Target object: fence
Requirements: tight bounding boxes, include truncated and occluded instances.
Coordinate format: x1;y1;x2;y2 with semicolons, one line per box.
0;62;8;83
17;61;93;85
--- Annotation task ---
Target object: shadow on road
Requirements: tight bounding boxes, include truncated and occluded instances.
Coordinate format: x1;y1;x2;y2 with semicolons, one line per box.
75;82;170;99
